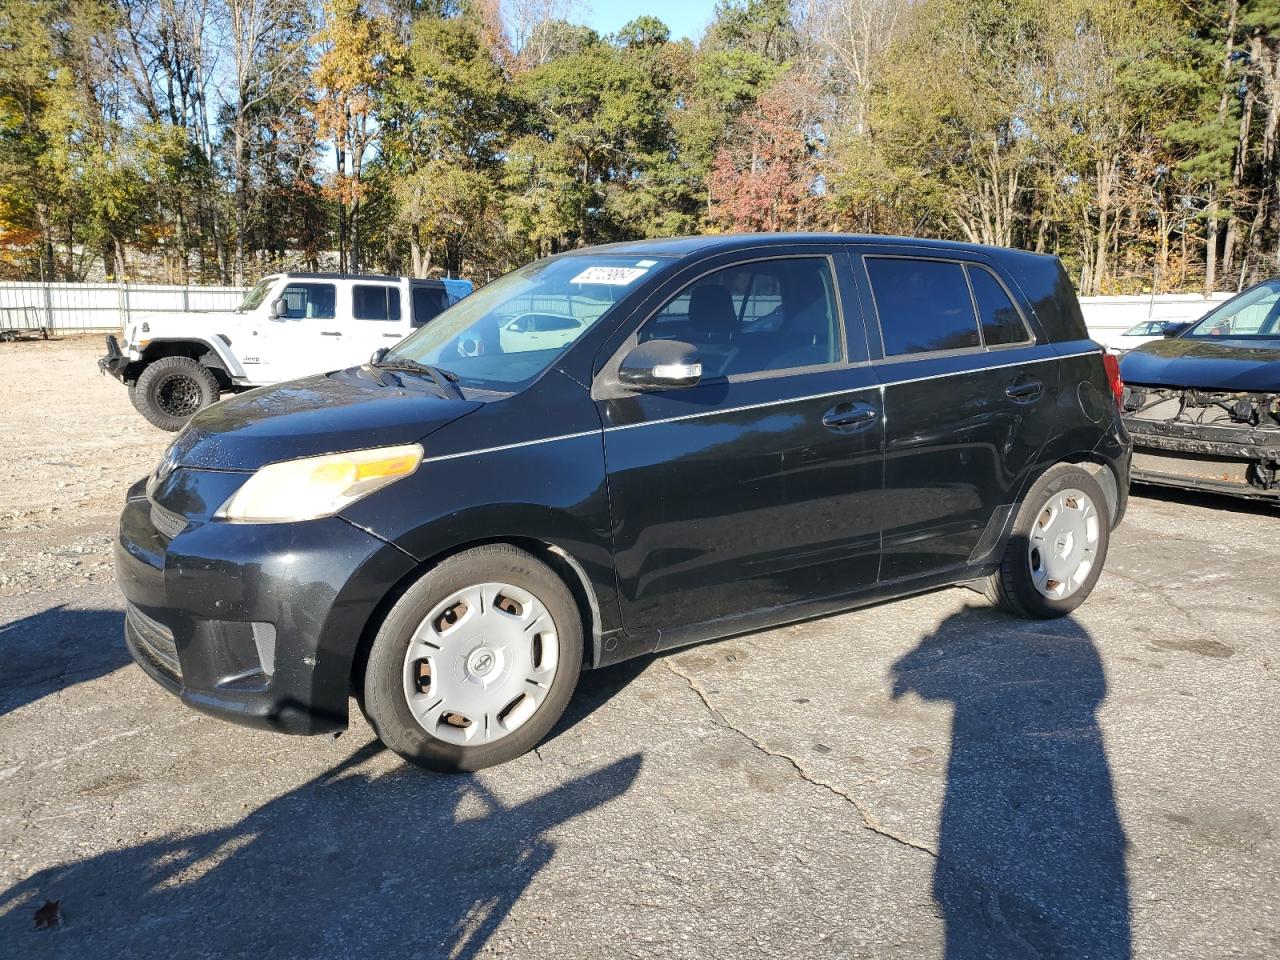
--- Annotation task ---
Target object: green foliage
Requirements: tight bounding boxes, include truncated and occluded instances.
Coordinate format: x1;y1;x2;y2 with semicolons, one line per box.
0;0;1275;292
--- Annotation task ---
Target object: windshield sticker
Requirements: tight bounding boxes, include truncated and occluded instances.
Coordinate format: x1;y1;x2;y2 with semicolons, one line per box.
570;266;648;286
636;259;658;267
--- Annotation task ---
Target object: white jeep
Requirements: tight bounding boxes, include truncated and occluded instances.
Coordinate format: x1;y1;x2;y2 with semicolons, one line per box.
99;272;473;430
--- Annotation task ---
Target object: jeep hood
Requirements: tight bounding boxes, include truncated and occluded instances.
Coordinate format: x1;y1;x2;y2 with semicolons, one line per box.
168;366;482;471
1119;337;1280;392
127;310;239;335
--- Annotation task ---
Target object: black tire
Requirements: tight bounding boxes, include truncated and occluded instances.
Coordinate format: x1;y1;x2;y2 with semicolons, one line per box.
984;463;1111;619
131;356;221;431
360;544;584;773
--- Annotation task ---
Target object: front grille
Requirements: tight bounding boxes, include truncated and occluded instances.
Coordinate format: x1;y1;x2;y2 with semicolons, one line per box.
126;603;182;680
149;501;187;539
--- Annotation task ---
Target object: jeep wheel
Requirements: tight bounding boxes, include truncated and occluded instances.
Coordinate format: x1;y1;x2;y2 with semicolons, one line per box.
131;356;221;431
360;544;583;772
984;463;1111;619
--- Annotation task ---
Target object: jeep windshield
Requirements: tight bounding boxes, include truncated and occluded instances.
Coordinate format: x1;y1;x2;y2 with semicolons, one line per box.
235;277;276;313
1184;279;1280;341
384;255;670;392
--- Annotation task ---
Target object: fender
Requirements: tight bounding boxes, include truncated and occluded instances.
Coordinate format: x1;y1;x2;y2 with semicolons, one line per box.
143;336;248;382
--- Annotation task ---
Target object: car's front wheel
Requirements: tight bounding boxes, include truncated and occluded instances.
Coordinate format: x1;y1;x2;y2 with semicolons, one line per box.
985;463;1111;619
131;356;221;431
360;544;583;772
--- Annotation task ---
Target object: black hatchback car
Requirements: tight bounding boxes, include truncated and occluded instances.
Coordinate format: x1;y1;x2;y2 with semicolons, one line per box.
115;234;1131;770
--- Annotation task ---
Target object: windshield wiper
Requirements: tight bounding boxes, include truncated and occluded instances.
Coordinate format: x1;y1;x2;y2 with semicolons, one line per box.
373;357;464;400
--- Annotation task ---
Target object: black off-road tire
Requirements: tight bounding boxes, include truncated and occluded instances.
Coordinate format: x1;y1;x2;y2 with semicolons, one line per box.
984;463;1111;619
360;544;584;773
131;356;221;431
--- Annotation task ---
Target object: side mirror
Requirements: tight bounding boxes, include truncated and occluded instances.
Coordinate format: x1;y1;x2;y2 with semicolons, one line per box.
369;347;389;366
618;339;702;391
1163;321;1190;338
270;298;288;319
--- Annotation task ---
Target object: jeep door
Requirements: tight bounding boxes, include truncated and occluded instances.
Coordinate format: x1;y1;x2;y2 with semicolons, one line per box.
848;245;1060;582
346;282;412;365
596;246;884;645
257;280;341;382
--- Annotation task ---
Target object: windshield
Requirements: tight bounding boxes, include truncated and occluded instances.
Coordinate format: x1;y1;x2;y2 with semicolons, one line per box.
236;277;276;313
385;254;670;391
1185;279;1280;340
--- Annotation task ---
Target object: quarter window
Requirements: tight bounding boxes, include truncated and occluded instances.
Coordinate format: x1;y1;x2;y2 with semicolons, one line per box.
280;283;336;320
411;286;449;327
968;267;1029;346
640;258;842;379
353;285;402;322
867;258;979;356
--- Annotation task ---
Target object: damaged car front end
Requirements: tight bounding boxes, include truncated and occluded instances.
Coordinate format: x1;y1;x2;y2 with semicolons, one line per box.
1119;278;1280;502
1121;385;1280;499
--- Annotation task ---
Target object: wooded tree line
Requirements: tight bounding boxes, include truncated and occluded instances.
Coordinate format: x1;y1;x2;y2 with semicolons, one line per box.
0;0;1277;294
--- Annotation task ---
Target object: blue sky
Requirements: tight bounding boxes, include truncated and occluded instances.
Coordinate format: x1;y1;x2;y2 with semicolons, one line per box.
578;1;718;43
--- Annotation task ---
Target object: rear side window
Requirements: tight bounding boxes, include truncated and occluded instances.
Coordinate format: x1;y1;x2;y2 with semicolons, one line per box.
411;286;449;327
969;267;1030;346
353;285;402;321
280;283;336;320
868;258;979;356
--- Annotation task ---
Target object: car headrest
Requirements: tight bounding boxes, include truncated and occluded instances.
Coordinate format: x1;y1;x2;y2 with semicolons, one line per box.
688;284;737;340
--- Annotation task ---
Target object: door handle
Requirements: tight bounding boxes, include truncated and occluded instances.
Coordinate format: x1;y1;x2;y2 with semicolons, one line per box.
320;331;341;337
822;402;878;431
1005;380;1043;402
382;333;401;339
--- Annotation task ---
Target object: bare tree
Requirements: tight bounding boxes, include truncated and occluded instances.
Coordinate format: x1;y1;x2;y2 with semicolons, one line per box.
502;0;584;69
219;0;311;283
797;0;913;134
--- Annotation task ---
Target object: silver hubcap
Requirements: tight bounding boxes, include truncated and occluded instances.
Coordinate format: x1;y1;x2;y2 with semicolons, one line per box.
1027;488;1100;600
401;582;560;746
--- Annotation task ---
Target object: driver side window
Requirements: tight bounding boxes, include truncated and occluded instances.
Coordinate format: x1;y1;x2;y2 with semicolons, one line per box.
280;283;335;320
639;258;843;380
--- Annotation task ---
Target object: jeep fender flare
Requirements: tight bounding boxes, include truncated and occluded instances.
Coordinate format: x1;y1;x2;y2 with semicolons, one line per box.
140;336;247;382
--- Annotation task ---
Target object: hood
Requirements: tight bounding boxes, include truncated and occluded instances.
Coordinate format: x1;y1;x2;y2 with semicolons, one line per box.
1119;336;1280;392
129;309;239;331
169;366;482;471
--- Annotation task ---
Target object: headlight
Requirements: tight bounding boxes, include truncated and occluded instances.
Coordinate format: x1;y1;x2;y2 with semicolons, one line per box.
216;444;423;523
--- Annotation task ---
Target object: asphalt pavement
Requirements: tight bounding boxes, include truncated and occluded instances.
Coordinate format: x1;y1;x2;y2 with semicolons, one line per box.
1;338;1277;959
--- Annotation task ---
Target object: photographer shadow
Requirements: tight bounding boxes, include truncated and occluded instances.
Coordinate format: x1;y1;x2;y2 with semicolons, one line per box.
891;604;1131;959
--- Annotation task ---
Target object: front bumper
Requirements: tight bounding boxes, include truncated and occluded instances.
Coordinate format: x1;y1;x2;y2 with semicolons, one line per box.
1124;416;1280;500
115;474;417;734
98;334;130;381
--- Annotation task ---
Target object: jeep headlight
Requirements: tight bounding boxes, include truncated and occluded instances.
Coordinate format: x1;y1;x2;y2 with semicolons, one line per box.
216;444;423;523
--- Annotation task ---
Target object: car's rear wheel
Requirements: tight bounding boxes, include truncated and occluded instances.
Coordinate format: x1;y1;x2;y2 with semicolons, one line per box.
985;463;1111;619
360;544;583;772
131;356;221;431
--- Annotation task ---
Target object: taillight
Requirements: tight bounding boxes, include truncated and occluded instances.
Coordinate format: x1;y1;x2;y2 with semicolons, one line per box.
1102;352;1124;408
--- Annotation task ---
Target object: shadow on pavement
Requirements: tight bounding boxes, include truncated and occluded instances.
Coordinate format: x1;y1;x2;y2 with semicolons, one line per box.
0;606;129;720
0;741;642;956
1130;480;1280;517
891;605;1131;959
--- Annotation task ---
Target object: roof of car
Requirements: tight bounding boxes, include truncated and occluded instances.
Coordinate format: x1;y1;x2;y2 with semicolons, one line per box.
565;233;1057;261
269;271;463;283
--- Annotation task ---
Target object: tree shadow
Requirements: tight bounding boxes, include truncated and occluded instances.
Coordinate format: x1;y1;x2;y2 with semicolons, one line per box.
890;605;1131;960
0;606;130;720
0;742;642;957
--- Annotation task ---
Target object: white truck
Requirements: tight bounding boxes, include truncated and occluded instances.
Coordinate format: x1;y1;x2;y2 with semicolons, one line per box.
99;272;473;430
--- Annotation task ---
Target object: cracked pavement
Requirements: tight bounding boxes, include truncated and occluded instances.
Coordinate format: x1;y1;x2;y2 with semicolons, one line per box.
2;338;1278;959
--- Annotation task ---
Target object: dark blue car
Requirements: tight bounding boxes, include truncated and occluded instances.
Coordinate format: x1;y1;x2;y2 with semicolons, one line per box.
1120;278;1280;502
